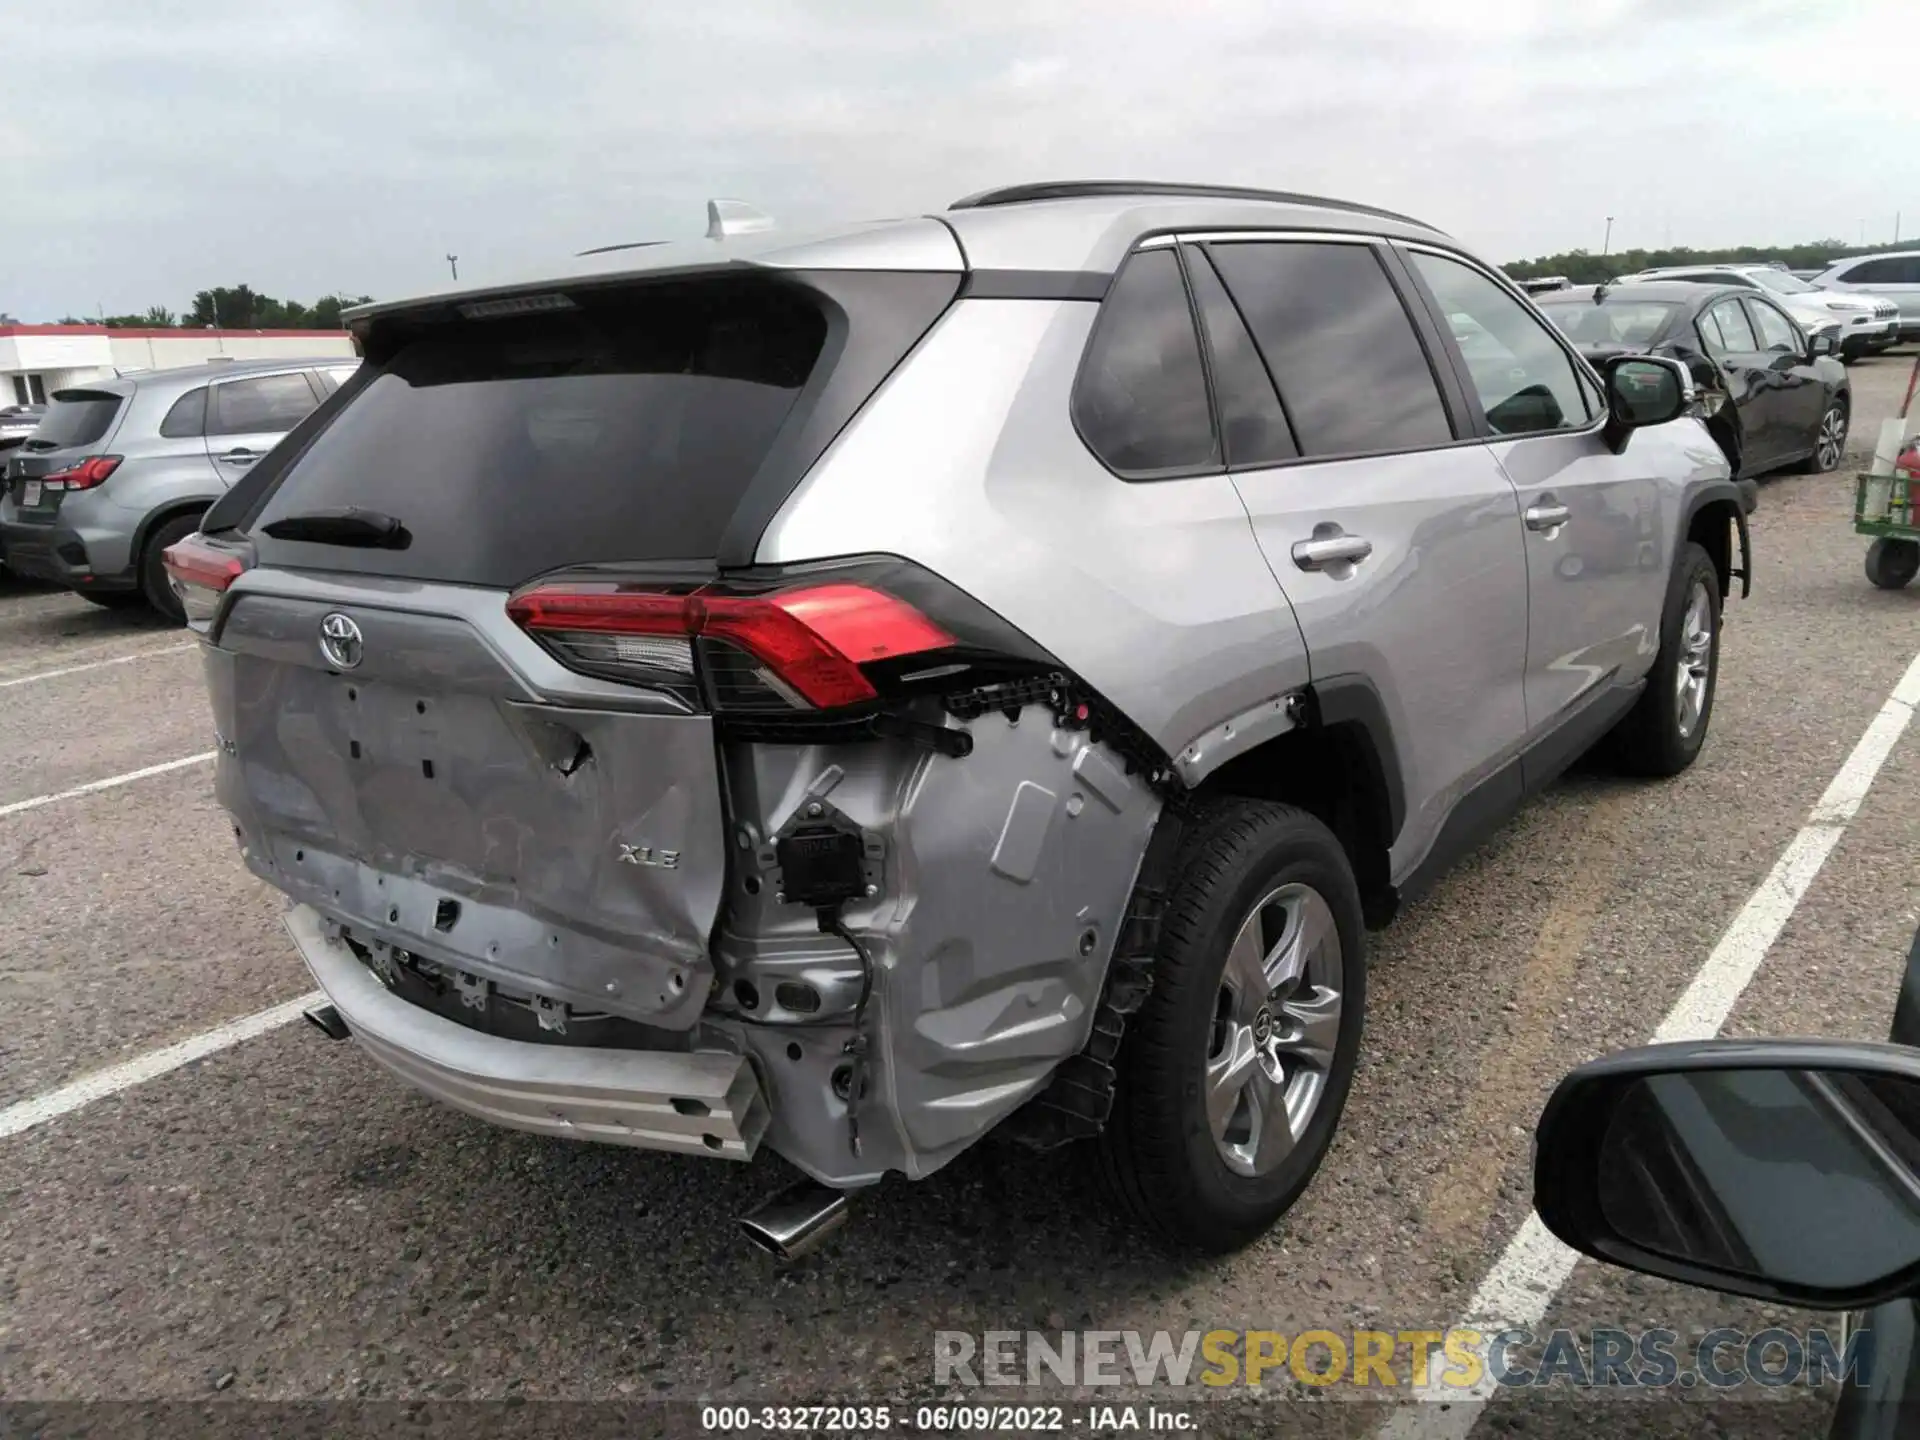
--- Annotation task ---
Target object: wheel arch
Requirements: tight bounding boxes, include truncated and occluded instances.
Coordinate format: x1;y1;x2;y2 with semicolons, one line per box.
132;496;216;575
1682;482;1751;600
1189;675;1404;929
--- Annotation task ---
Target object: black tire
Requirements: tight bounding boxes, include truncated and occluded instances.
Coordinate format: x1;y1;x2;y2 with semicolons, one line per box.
1608;540;1722;776
1096;799;1366;1253
138;513;204;623
1794;397;1848;474
76;590;144;610
1866;538;1920;591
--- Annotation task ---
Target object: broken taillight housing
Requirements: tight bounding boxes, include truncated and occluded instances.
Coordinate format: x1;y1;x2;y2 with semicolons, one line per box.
508;559;1052;715
161;533;250;625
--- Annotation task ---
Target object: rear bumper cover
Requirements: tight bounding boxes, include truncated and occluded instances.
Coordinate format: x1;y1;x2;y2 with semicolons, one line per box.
287;904;770;1160
0;518;137;590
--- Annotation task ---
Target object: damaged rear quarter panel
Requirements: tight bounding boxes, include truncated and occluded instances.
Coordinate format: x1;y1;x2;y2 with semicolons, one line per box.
717;709;1161;1183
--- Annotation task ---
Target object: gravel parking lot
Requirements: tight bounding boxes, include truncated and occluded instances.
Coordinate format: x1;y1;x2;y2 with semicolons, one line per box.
2;352;1917;1436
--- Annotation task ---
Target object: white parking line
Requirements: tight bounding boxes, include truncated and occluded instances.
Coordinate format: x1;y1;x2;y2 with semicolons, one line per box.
0;751;214;820
1379;646;1920;1439
0;993;322;1140
0;641;196;689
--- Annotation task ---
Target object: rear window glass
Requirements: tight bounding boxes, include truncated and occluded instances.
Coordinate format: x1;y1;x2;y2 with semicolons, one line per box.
1541;301;1679;348
250;281;827;585
159;386;208;438
31;392;122;449
1073;248;1219;475
1208;241;1453;458
210;373;322;435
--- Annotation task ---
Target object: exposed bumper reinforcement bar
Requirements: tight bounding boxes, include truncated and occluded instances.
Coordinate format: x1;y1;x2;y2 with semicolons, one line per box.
286;904;769;1160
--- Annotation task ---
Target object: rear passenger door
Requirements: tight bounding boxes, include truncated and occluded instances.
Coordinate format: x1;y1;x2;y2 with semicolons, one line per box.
1399;244;1668;768
1194;236;1532;883
204;370;326;481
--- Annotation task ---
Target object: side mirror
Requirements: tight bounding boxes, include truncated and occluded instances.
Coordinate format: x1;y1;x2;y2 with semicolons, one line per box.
1534;1040;1920;1310
1809;328;1840;359
1599;354;1693;454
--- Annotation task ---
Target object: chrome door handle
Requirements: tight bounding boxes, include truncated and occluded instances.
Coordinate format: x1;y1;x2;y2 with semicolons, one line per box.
1291;532;1374;571
1524;503;1570;532
217;449;257;464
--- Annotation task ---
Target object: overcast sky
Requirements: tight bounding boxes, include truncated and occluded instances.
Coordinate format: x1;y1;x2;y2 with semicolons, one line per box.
2;0;1912;321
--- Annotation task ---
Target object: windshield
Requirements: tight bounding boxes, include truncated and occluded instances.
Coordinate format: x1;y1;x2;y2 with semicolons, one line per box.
1539;300;1680;348
1751;270;1815;295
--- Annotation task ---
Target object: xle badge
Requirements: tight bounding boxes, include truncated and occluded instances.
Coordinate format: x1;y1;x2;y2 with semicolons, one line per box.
617;843;681;869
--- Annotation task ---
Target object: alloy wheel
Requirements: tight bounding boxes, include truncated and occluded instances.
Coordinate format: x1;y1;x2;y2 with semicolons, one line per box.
1205;883;1343;1177
1674;578;1714;738
1816;406;1847;472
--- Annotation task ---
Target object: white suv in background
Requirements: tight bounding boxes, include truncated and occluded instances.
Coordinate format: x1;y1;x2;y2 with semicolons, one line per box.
1810;251;1920;344
1621;264;1897;359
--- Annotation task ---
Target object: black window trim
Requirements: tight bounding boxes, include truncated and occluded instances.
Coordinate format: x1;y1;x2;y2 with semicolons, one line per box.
1067;245;1226;483
1076;228;1489;482
1181;241;1303;465
1394;239;1610;445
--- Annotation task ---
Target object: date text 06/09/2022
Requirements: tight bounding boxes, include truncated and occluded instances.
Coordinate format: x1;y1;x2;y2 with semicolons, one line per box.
699;1403;1195;1432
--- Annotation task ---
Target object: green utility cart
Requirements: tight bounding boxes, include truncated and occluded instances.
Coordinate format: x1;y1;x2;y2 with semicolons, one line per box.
1857;470;1918;590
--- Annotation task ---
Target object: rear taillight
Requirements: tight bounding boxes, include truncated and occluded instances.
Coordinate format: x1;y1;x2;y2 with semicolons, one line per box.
508;579;957;711
161;533;250;624
45;455;121;491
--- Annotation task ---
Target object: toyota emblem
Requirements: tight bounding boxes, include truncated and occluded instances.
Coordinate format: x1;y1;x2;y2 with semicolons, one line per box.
319;612;364;670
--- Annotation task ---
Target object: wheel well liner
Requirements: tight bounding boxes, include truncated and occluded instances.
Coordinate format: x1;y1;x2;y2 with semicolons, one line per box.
133;498;214;575
1192;675;1402;925
1683;483;1750;599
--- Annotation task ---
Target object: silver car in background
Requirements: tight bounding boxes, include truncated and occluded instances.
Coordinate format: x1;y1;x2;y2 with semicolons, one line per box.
0;358;358;617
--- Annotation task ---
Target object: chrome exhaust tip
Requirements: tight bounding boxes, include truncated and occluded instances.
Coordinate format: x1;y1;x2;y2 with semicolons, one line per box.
303;1003;350;1041
738;1180;851;1260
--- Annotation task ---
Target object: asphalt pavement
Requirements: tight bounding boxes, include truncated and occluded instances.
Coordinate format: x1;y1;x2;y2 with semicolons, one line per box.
2;352;1917;1437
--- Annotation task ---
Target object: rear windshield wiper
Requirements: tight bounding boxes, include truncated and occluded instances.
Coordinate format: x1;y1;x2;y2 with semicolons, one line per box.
260;507;411;549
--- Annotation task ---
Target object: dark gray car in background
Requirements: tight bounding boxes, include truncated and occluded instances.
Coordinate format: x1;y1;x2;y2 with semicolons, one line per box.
0;357;358;618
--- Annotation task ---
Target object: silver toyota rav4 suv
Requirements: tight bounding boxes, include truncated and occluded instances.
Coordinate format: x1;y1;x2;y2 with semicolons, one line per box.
168;182;1751;1255
1;358;357;619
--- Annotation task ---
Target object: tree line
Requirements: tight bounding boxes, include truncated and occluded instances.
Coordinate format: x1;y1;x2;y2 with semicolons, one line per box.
1503;238;1919;284
59;285;375;330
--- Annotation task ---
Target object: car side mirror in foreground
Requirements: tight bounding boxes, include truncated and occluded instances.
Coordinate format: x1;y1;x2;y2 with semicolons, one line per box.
1599;354;1693;453
1809;328;1840;359
1534;1040;1920;1310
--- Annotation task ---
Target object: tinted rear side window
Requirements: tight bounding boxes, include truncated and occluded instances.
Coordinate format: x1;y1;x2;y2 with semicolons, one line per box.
1840;257;1920;284
158;386;208;438
210;373;323;435
1184;245;1297;468
1073;248;1219;476
32;392;122;449
1207;241;1452;458
250;279;828;585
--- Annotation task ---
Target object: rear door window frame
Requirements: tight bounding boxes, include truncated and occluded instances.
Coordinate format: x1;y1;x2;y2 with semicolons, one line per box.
206;369;328;437
1074;228;1490;481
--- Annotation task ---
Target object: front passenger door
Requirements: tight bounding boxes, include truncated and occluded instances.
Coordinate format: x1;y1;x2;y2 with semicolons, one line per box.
1697;298;1779;471
1400;246;1666;773
204;370;326;482
1744;296;1824;451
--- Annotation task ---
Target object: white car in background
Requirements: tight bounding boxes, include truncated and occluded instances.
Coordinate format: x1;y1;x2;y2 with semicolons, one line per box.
1809;251;1920;344
1619;263;1897;359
